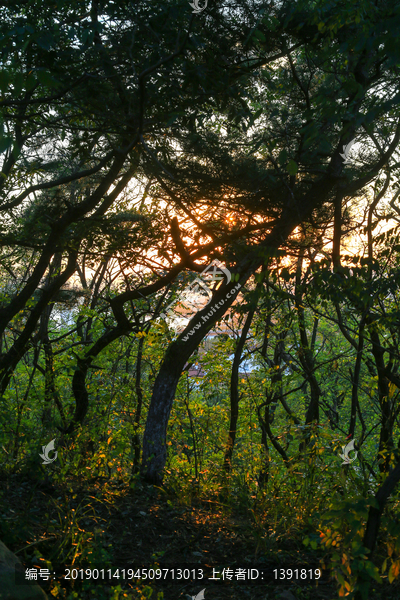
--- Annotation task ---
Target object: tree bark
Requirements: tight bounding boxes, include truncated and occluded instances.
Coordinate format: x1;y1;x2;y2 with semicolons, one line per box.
295;251;320;432
132;336;144;474
332;191;343;269
354;461;400;600
64;324;129;434
140;210;303;484
0;251;78;396
369;326;393;473
140;135;369;484
257;397;290;468
223;308;255;473
348;317;365;439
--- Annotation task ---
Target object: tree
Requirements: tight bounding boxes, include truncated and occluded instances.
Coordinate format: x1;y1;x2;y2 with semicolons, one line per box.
0;0;268;407
139;0;400;483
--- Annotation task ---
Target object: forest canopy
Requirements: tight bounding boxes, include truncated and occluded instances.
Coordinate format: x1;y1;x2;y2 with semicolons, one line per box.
1;1;400;599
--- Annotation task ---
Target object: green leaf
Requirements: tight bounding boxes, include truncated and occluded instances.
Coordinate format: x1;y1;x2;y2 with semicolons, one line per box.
337;573;345;585
278;149;288;166
364;561;382;583
26;72;37;91
253;30;266;43
287;159;298;175
280;268;290;281
0;70;10;93
37;32;54;51
37;70;58;88
13;72;24;95
0;136;13;153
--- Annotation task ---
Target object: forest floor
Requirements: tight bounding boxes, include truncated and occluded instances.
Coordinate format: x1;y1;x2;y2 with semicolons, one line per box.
1;473;399;600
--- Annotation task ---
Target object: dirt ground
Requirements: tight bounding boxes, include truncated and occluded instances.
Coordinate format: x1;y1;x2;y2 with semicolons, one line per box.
1;474;398;600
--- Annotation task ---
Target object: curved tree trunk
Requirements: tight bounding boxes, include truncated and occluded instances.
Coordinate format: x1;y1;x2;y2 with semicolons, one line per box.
64;324;129;434
140;150;365;484
0;251;78;397
140;334;219;485
140;211;303;484
140;274;255;484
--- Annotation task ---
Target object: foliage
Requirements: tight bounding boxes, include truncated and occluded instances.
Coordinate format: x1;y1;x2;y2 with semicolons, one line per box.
1;0;400;598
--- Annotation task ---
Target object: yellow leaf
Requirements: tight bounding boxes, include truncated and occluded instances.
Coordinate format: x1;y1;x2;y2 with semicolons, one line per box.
393;560;400;578
388;561;400;584
388;565;395;584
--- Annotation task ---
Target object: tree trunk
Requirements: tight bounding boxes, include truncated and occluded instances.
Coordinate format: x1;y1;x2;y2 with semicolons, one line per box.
132;336;144;474
223;308;255;473
140;269;255;484
258;408;269;487
348;318;365;439
257;396;290;468
354;461;400;600
64;324;129;434
0;251;77;396
332;191;343;269
140;176;350;484
369;326;393;473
